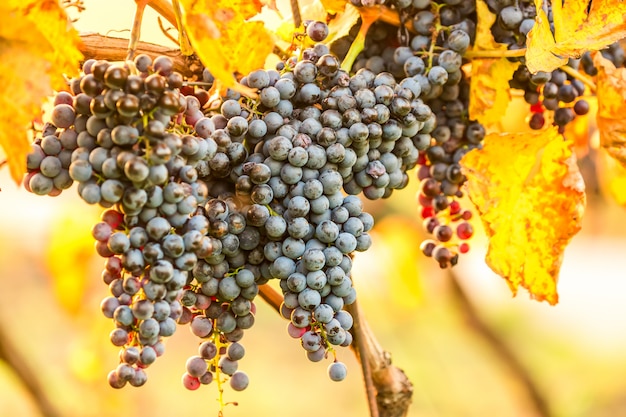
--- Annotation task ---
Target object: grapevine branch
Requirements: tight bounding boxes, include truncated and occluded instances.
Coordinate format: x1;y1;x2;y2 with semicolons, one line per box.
259;285;413;417
345;300;413;417
291;0;302;29
78;34;203;78
447;271;552;417
0;321;63;417
463;48;527;58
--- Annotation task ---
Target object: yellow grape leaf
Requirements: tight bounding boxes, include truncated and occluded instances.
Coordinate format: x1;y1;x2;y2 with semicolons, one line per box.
468;0;517;128
326;3;360;44
320;0;348;14
469;58;518;128
526;0;626;73
474;0;504;50
180;0;273;95
46;205;100;315
594;52;626;167
274;1;359;47
0;0;82;184
525;0;567;73
600;148;626;207
460;128;586;305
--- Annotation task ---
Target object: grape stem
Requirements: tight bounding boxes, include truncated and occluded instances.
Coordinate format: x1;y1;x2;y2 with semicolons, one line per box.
156;16;179;45
290;0;302;29
447;270;552;417
127;0;150;61
146;0;177;28
463;48;527;58
559;65;597;93
258;285;413;417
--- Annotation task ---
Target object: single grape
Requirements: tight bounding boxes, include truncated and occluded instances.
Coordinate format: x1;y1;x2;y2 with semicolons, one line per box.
328;361;347;381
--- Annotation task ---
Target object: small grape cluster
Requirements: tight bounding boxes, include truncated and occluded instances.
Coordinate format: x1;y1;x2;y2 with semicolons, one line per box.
479;0;605;133
514;65;590;132
485;0;536;52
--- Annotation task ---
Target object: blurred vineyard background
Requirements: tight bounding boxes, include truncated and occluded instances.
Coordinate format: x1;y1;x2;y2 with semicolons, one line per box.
3;1;626;416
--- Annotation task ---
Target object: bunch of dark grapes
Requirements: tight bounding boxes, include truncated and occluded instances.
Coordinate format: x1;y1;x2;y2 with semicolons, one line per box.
478;0;597;133
25;15;429;389
24;54;264;392
485;0;536;53
511;64;590;133
349;0;482;268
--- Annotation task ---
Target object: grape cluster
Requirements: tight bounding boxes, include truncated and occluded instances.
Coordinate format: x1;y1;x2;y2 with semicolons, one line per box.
23;55;266;391
485;0;536;52
27;22;426;388
478;0;598;132
349;0;482;267
512;64;590;132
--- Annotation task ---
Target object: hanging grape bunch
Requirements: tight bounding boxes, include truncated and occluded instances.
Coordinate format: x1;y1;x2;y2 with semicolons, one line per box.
23;17;398;400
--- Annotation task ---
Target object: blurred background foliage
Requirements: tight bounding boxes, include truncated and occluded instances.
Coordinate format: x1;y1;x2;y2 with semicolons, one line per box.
3;1;626;417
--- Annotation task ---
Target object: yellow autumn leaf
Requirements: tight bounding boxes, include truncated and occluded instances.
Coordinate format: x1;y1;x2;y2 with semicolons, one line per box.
46;204;100;315
599;148;626;207
525;0;567;73
473;0;503;51
320;0;348;14
469;58;518;129
353;216;423;309
594;52;626;167
526;0;626;73
274;1;360;49
460;128;586;305
468;0;517;128
180;0;273;95
0;0;82;184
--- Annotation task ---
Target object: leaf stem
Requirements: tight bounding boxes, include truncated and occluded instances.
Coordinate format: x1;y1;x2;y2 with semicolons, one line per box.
341;7;383;72
464;48;527;58
172;0;194;56
559;65;597;94
146;0;177;28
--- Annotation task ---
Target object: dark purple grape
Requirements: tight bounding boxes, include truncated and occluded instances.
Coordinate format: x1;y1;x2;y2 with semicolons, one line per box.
306;21;329;42
573;100;590;115
529;112;545;130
